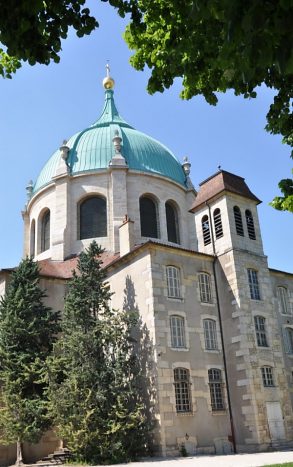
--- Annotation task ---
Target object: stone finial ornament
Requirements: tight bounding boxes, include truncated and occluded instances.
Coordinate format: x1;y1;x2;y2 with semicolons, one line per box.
26;180;33;200
182;156;191;176
109;129;127;167
182;156;195;190
112;129;122;154
60;140;70;161
103;63;115;90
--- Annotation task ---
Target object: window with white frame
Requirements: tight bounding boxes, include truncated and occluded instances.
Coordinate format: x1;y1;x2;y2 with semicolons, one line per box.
174;368;192;413
203;319;218;350
166;266;181;298
247;269;261;300
170;315;186;348
261;366;274;387
208;368;224;411
284;327;293;354
254;316;268;347
199;273;212;303
277;287;290;315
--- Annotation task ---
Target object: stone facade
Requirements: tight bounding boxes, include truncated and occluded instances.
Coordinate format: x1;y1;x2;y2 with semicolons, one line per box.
0;91;292;463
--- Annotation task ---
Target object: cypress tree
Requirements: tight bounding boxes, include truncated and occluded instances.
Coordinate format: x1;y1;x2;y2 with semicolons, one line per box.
0;257;60;464
48;241;150;464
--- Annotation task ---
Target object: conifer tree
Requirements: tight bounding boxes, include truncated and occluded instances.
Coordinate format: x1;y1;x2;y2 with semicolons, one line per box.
48;241;150;464
0;258;60;464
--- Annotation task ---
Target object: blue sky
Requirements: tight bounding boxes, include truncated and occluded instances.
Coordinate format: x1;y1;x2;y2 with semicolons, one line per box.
0;1;292;271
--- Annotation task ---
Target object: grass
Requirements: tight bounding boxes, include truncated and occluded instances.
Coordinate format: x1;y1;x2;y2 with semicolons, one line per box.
263;463;293;466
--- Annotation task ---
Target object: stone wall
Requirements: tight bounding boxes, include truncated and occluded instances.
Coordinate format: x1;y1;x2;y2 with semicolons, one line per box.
25;170;197;261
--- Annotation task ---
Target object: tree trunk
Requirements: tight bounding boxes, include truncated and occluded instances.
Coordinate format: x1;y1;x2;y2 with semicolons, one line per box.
58;438;64;450
16;440;23;466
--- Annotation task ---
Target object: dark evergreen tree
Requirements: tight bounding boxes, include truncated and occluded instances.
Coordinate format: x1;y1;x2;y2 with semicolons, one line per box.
48;241;151;464
0;257;60;464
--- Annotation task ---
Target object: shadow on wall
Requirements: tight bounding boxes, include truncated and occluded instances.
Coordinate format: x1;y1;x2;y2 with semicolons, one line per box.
122;275;161;455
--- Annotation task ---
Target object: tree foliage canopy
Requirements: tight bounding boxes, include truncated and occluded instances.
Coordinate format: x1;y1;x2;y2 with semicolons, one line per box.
0;0;97;78
0;258;60;461
116;0;293;211
0;0;292;210
48;242;152;463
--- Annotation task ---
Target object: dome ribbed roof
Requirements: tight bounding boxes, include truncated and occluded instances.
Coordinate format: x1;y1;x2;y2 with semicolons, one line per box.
34;89;187;192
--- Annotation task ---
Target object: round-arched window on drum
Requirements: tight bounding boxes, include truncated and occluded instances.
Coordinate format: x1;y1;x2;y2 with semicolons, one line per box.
41;210;50;252
79;196;107;240
139;196;159;238
165;201;180;244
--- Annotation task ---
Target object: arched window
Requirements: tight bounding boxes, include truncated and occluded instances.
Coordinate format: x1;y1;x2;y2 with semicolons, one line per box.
233;206;244;236
213;208;223;239
174;368;192;413
202;215;211;245
41;210;50;252
170;315;186;348
165;201;179;244
166;266;181;298
203;319;218;350
139;196;159;238
208;369;224;411
79;196;107;240
245;209;256;240
199;272;212;303
277;287;289;315
30;220;35;257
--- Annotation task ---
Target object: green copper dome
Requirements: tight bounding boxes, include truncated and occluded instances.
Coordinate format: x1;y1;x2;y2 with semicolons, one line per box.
34;89;187;192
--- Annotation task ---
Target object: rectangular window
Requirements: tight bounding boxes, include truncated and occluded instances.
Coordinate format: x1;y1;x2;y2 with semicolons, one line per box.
204;319;218;350
247;269;261;300
174;368;192;413
254;316;268;347
277;287;289;315
166;266;181;298
199;273;212;303
284;327;293;354
261;367;274;387
208;369;224;411
170;315;186;348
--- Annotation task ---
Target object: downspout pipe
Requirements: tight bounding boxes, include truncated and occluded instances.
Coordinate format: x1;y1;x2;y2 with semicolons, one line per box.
206;201;237;454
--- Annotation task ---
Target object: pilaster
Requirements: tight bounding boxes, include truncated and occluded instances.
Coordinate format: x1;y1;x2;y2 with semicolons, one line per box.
22;209;30;258
51;174;70;260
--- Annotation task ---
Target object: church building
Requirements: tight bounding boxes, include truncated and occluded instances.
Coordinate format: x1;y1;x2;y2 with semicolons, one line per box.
0;68;293;463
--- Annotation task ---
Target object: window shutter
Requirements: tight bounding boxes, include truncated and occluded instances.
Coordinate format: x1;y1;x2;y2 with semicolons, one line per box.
282;327;291;354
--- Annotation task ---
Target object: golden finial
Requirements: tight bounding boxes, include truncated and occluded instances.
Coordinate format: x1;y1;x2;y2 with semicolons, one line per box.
103;62;115;90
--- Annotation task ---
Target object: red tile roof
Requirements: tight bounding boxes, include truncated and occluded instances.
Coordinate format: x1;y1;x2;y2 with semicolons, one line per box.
190;170;261;212
38;251;120;279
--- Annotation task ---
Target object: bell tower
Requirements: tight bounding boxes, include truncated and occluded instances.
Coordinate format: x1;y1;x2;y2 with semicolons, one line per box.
190;170;292;451
190;169;263;257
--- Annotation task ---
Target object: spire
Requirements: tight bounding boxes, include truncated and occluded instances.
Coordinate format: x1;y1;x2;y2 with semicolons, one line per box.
91;65;133;128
